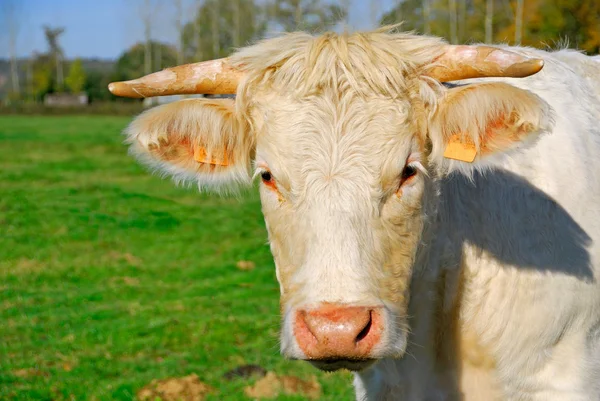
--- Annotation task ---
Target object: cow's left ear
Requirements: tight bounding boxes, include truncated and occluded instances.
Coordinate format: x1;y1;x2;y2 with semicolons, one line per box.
427;82;553;173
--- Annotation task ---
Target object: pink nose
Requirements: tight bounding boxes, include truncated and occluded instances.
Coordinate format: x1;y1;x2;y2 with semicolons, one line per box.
294;304;383;360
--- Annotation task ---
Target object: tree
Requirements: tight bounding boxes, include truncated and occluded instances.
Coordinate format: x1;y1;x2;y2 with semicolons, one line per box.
379;0;600;53
449;0;458;43
496;0;600;53
381;0;511;44
192;0;204;60
232;0;242;47
44;26;65;91
381;0;449;38
84;70;113;102
370;0;382;28
31;55;53;100
174;0;184;64
3;0;21;96
423;0;431;34
211;0;220;57
65;59;86;93
25;56;34;102
182;0;267;62
269;0;346;32
341;0;351;26
458;0;466;41
395;0;403;24
485;0;493;43
114;42;179;82
576;0;600;52
141;0;154;76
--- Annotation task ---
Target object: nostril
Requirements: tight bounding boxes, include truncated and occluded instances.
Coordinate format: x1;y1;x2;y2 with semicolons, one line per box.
355;310;373;343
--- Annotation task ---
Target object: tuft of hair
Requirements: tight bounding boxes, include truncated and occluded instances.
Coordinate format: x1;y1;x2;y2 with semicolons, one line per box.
231;26;447;107
545;37;571;51
124;98;254;194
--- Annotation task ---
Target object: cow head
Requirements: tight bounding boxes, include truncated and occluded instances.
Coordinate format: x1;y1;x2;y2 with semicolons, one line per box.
110;30;551;371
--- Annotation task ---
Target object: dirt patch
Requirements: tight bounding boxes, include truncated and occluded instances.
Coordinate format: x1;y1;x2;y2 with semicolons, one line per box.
10;258;45;274
106;251;142;267
236;260;255;271
169;301;186;311
61;362;74;372
137;374;214;401
53;226;68;236
12;368;49;378
280;375;322;399
2;300;15;311
122;276;140;286
244;372;321;400
109;276;140;287
61;333;76;343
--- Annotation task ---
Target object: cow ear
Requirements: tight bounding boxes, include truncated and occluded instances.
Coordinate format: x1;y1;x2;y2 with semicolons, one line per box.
125;98;254;192
427;82;553;174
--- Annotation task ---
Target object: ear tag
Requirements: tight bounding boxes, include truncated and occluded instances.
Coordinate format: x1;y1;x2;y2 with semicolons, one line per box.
194;146;229;166
443;134;477;163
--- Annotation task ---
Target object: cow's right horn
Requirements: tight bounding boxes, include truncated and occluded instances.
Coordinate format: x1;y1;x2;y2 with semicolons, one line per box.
108;58;243;98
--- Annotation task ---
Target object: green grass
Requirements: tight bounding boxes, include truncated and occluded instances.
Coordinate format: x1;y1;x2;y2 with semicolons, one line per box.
0;116;354;400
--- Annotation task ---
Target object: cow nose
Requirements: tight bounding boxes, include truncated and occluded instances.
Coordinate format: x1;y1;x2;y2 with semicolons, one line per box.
294;304;382;360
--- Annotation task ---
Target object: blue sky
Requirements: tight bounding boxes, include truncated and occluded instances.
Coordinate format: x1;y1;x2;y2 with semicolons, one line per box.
1;0;397;60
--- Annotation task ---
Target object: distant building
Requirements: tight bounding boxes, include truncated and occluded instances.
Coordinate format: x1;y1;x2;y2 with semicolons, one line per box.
44;93;89;107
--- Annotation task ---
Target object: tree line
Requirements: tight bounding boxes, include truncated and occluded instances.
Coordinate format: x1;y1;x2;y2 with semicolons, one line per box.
3;0;599;104
381;0;600;51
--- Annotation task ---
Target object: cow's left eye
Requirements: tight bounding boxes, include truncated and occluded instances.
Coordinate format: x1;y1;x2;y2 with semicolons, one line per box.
261;171;273;183
260;169;281;198
401;165;417;182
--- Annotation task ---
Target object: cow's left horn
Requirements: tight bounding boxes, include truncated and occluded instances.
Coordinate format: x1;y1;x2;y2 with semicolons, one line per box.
426;45;544;82
108;58;243;98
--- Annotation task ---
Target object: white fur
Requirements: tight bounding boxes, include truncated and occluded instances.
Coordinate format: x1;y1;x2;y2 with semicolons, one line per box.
125;30;600;400
353;46;600;400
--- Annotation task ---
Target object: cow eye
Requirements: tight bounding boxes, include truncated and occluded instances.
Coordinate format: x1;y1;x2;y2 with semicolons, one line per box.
261;171;273;183
401;165;417;182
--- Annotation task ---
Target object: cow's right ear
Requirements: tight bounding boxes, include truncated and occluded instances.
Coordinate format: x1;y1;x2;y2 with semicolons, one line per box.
125;98;254;192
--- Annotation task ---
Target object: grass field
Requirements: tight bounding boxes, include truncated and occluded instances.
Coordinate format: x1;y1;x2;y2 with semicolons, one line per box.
0;116;354;400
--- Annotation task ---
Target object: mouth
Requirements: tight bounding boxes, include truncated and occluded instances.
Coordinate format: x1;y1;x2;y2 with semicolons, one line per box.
308;358;376;372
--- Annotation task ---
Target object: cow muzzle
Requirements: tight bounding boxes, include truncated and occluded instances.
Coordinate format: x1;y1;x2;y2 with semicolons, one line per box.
292;303;384;371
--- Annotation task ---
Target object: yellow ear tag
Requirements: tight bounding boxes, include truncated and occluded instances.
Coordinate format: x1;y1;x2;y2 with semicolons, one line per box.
443;134;477;163
193;146;230;166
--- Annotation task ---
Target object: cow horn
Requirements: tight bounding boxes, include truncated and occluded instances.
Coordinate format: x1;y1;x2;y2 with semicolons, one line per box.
108;58;242;98
426;45;544;82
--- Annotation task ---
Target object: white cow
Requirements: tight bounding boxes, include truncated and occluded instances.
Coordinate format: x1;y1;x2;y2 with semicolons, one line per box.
109;29;600;400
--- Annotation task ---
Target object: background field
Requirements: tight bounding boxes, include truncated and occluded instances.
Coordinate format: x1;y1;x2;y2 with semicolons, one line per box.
0;116;353;400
